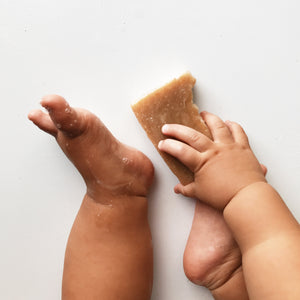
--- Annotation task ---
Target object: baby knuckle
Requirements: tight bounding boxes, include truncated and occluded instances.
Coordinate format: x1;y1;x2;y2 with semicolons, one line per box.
213;120;227;130
190;132;200;144
209;148;220;157
240;143;249;150
182;185;194;197
193;160;203;173
238;138;250;149
244;136;250;146
181;187;188;196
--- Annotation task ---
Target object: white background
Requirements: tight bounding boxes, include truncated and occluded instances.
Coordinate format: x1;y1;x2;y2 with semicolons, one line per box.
1;0;300;299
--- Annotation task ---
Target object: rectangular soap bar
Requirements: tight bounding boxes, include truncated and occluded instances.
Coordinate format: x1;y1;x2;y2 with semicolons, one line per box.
132;73;212;185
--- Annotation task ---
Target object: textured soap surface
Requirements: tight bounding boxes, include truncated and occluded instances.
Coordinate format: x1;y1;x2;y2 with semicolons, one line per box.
132;73;212;185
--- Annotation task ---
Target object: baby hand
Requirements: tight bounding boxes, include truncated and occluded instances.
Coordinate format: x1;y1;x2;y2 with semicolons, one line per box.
158;112;266;210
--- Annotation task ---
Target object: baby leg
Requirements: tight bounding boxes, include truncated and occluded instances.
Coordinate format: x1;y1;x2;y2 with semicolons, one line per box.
29;95;154;300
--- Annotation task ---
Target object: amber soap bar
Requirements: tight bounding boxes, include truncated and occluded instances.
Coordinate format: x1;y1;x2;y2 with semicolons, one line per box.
132;73;211;185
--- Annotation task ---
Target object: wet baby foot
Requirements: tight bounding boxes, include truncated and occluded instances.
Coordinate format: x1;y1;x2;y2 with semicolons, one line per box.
28;95;154;201
184;167;267;299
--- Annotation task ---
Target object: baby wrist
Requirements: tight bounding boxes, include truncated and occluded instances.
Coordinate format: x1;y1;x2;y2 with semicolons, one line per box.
224;180;271;216
228;180;269;206
223;181;276;251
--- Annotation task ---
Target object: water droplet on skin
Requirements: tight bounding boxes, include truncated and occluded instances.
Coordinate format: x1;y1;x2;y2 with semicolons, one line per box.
56;123;62;129
66;142;69;147
74;119;78;123
122;157;129;164
65;107;71;113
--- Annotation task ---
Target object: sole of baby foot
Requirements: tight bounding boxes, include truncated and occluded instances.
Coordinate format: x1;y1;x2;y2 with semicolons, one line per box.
28;95;154;200
183;201;248;300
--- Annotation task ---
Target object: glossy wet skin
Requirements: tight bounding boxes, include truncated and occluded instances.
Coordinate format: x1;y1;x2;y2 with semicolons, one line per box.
29;95;154;300
29;95;154;199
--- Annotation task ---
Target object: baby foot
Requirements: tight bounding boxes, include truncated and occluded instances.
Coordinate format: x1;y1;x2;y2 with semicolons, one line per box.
28;95;154;201
184;166;267;299
183;201;244;296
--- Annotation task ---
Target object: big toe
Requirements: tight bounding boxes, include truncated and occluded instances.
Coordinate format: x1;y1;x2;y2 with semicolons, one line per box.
40;95;86;137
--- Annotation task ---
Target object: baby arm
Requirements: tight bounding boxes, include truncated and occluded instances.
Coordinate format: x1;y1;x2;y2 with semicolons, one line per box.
158;111;300;300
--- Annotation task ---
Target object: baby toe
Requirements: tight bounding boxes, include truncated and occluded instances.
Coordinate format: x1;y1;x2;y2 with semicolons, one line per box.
28;109;58;136
40;95;85;137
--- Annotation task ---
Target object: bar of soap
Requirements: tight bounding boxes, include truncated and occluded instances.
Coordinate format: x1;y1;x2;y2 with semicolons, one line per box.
132;73;212;185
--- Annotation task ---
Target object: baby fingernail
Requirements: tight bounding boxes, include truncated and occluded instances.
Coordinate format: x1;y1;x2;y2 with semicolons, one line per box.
162;124;169;133
158;140;163;148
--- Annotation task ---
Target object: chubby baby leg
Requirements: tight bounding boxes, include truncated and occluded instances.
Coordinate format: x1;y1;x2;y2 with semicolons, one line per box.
29;95;154;300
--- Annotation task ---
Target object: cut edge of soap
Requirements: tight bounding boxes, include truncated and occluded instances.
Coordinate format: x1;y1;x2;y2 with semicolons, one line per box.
131;72;195;107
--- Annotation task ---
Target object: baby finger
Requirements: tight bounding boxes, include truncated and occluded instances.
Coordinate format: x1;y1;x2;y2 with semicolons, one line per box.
158;139;203;172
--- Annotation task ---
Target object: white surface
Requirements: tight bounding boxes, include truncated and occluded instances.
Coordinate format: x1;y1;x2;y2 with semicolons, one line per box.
1;0;300;299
